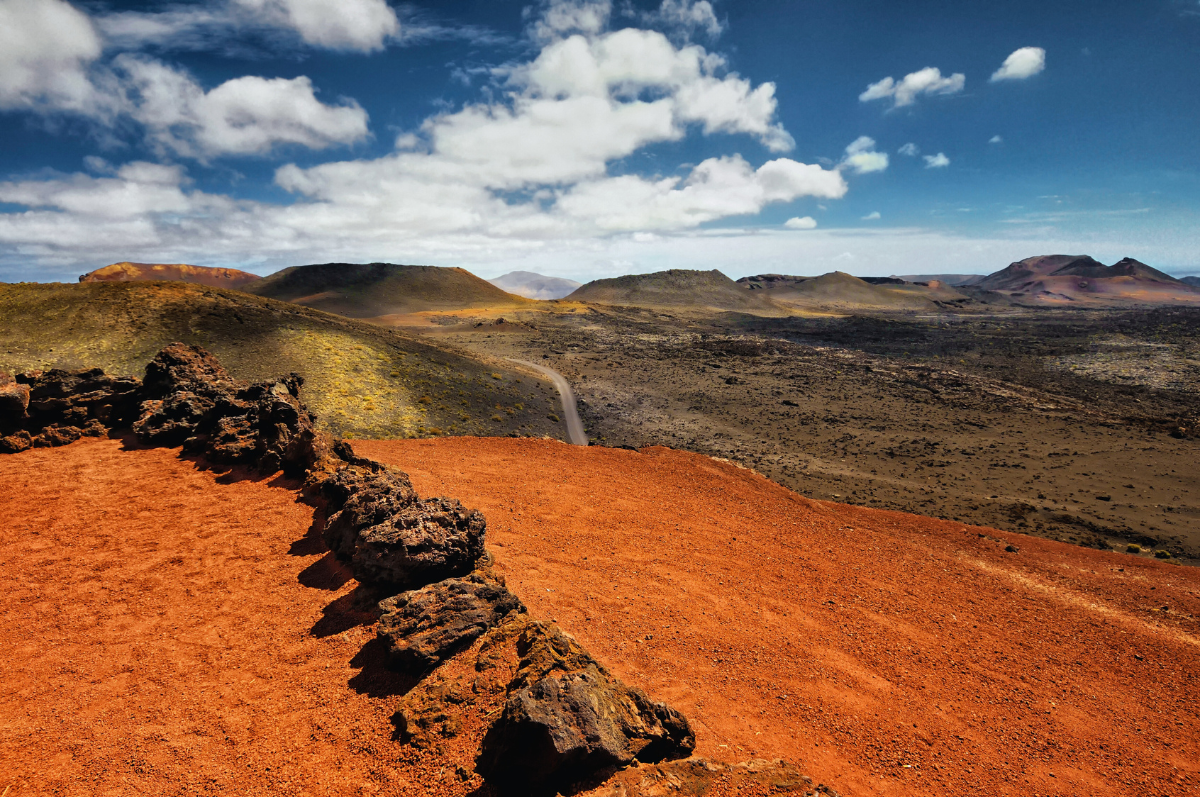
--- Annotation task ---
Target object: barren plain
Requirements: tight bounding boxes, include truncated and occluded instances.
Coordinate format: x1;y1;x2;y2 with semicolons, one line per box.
416;304;1200;564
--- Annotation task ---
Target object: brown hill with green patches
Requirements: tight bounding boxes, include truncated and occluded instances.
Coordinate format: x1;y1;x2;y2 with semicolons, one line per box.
245;263;528;317
0;281;561;441
567;269;781;312
80;262;262;290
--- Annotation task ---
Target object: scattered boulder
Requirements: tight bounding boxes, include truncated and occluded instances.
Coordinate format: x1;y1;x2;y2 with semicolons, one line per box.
352;497;486;589
377;571;525;672
476;620;695;792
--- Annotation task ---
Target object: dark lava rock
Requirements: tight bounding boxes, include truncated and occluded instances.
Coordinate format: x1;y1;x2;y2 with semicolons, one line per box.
0;367;142;451
133;344;323;476
351;497;486;589
476;620;695;792
320;467;418;558
1005;544;1020;553
377;572;525;672
0;372;30;427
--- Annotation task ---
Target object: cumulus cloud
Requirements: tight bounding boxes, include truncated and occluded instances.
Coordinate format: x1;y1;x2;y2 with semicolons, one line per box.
862;211;881;220
924;152;950;168
989;134;1003;144
840;136;889;174
0;0;104;114
113;56;369;158
990;47;1045;82
898;142;919;157
0;0;848;273
528;0;611;42
860;66;965;108
784;216;817;230
639;0;724;40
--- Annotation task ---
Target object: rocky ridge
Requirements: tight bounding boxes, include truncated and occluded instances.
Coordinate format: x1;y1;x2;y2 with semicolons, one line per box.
0;343;700;794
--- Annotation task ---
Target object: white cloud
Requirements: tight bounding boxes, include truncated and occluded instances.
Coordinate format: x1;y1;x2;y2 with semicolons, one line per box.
0;0;104;114
990;47;1046;82
840;136;889;174
785;216;817;230
862;211;881;220
0;162;228;219
528;0;611;42
233;0;399;51
116;56;370;157
860;66;965;109
989;135;1003;144
898;142;919;157
640;0;724;40
924;152;950;168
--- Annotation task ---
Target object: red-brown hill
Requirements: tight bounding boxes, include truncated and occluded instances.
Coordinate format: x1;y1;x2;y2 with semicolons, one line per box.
79;262;261;290
975;255;1200;305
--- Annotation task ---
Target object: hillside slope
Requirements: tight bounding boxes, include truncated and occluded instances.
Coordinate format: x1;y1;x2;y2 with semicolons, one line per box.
245;263;528;317
80;262;262;290
0;281;561;440
357;437;1200;798
568;269;781;311
739;272;937;311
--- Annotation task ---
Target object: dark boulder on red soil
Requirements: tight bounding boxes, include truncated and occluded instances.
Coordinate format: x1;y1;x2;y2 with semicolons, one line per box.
318;467;418;559
0;367;141;452
476;620;695;792
377;571;525;672
352;497;486;589
133;343;323;476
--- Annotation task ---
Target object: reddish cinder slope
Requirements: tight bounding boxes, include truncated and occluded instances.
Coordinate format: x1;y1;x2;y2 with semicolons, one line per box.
80;262;261;289
356;438;1200;797
0;439;476;796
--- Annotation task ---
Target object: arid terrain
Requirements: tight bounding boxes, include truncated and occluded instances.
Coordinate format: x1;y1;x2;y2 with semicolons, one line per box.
1;436;1196;796
414;304;1200;565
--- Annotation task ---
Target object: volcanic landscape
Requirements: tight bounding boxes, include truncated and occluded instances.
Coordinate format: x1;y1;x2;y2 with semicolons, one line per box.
2;258;1199;797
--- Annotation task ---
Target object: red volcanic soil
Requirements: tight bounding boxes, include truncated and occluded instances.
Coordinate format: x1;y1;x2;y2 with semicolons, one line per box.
2;436;1199;796
79;262;261;290
355;438;1200;797
0;438;474;796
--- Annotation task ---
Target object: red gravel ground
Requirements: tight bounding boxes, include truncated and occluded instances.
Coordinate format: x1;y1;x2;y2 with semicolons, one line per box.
356;437;1200;797
1;435;1198;796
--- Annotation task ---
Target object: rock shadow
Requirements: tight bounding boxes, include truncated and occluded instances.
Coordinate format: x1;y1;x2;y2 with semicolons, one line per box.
309;583;378;636
290;510;329;557
348;637;422;699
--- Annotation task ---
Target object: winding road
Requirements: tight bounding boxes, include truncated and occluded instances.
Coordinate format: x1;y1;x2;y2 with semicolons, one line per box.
506;358;588;446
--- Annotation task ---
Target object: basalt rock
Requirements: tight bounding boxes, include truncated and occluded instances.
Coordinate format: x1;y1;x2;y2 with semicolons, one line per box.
476;620;695;792
318;467;418;558
132;343;322;476
352;497;486;589
377;571;525;673
0;367;142;451
0;372;30;428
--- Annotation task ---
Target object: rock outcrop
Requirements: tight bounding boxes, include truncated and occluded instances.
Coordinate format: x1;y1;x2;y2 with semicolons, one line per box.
133;343;322;475
378;571;525;672
476;620;695;792
0;367;141;453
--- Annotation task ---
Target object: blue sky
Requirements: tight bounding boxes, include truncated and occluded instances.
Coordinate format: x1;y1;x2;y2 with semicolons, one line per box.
0;0;1197;282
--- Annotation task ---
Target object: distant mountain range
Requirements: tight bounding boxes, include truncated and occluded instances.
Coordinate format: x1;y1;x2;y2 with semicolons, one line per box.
63;255;1200;316
80;262;261;290
488;271;581;300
